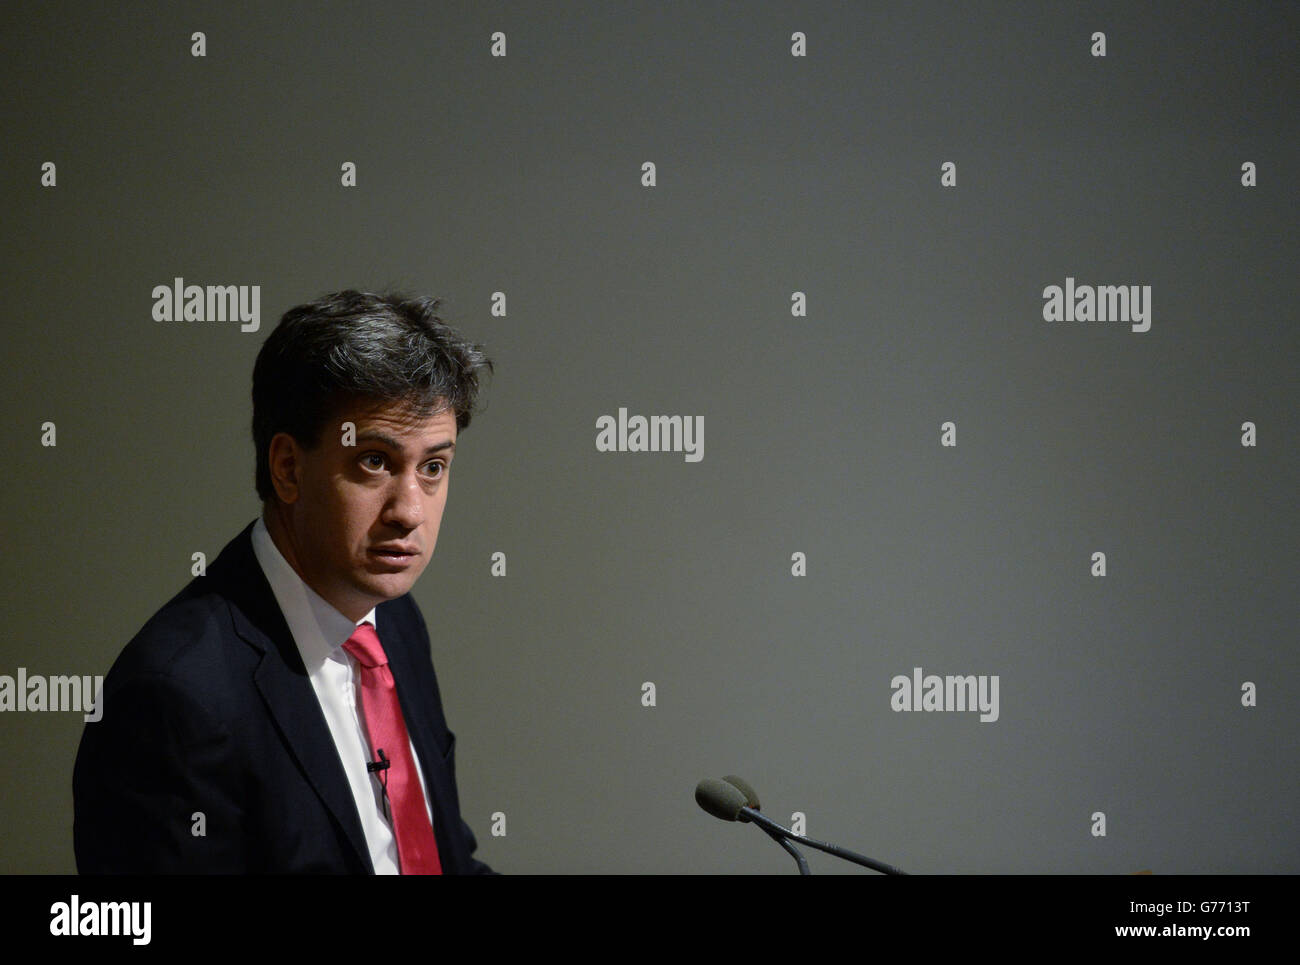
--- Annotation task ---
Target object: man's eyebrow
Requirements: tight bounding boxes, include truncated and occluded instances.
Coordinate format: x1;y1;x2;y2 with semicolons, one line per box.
354;431;456;455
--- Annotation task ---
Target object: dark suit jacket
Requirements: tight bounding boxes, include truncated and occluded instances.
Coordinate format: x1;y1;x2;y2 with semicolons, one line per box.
73;521;492;874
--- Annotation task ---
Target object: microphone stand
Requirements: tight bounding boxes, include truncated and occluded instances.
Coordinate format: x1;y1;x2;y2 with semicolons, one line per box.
761;826;811;875
741;807;908;875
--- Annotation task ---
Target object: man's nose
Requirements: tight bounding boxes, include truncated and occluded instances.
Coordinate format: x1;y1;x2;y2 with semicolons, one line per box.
382;472;425;529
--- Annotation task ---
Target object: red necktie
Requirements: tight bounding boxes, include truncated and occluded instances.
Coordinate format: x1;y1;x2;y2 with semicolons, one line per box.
344;622;443;874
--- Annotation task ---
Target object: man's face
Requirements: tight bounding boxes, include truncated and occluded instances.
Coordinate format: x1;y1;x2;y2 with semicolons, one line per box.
271;397;458;621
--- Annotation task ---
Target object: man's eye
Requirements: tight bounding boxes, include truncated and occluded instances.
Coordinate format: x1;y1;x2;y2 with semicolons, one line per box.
424;461;446;479
362;453;385;470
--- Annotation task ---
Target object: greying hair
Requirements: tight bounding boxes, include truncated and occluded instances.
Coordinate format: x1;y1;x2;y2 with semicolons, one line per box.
252;290;492;501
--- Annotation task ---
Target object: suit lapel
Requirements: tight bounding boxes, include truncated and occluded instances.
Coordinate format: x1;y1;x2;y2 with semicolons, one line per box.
218;524;375;873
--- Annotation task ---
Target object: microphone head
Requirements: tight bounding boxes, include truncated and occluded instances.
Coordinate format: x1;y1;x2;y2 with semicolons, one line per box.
721;775;760;812
695;778;749;822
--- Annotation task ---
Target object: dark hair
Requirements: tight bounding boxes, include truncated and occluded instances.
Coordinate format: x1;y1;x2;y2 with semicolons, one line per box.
252;290;492;502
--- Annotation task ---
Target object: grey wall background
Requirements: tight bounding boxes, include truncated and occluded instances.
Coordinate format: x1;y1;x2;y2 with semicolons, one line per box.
2;0;1296;873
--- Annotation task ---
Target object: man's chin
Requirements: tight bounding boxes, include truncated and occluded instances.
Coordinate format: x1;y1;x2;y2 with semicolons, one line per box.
355;567;423;603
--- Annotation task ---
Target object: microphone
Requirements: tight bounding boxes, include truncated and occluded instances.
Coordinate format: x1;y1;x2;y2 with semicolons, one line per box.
695;777;810;873
695;775;908;875
368;749;392;821
721;774;760;811
695;778;749;821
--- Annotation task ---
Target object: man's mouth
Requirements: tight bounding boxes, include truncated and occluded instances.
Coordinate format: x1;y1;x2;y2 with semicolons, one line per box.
369;545;419;562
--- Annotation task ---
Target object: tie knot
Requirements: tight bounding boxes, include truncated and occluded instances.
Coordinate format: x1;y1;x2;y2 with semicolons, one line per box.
343;622;388;668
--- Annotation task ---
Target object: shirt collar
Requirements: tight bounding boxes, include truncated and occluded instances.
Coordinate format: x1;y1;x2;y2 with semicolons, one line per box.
250;516;377;669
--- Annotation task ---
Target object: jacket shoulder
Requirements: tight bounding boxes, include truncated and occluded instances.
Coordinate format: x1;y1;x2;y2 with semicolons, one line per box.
100;524;269;710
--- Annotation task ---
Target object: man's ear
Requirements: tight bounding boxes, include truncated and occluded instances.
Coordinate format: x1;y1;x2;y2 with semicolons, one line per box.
267;432;303;504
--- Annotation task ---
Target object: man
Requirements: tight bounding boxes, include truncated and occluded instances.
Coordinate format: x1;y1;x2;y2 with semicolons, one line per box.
73;290;494;873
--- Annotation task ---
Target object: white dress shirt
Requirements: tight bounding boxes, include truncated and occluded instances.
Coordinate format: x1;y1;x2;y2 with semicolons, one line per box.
250;516;434;874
